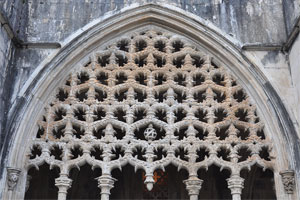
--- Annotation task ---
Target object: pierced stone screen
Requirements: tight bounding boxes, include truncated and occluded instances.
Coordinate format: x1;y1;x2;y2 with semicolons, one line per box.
26;28;275;200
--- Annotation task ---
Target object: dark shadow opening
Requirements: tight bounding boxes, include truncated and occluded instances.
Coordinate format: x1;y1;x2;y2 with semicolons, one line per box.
117;40;129;52
134;108;147;122
135;73;147;85
155;40;166;52
67;164;102;199
57;88;69;101
193;74;205;86
174;126;188;140
154;73;166;85
172;40;184;52
173;56;185;68
154;55;166;67
98;55;110;67
191;55;204;68
194;90;206;103
111;164;188;200
134;89;147;102
97;72;108;85
116;54;128;66
198;165;231;199
115;72;128;85
241;165;276;199
52;124;65;139
77;71;89;84
25;164;59;200
135;40;147;52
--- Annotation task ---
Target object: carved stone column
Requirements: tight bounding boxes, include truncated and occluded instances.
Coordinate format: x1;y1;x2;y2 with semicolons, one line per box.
280;170;295;194
97;174;117;200
183;176;203;200
55;174;72;200
6;167;21;191
226;175;244;200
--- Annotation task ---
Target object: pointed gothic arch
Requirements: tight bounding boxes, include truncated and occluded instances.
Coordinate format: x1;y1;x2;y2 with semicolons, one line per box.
1;4;298;200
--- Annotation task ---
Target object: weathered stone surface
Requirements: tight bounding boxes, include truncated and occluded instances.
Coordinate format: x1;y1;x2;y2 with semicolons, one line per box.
283;0;300;36
0;1;300;199
289;34;300;136
24;0;287;44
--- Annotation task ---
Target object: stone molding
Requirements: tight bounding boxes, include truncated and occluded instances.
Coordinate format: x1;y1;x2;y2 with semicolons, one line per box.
6;167;21;191
280;170;295;194
183;176;203;196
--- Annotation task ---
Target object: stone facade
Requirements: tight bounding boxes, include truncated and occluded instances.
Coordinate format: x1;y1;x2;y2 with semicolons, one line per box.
0;0;300;199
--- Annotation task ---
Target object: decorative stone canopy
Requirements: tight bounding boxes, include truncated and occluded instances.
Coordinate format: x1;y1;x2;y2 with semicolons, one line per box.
26;28;274;197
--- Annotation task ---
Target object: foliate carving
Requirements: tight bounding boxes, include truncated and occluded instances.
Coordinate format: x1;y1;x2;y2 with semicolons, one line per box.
26;28;274;191
6;167;21;191
280;170;295;194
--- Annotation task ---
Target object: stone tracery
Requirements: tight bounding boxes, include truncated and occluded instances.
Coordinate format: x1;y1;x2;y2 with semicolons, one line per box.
26;28;275;199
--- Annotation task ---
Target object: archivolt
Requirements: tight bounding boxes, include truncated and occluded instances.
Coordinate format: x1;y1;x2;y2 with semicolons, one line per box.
1;4;298;200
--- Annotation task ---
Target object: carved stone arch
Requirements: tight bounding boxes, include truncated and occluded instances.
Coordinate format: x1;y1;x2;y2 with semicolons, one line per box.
1;4;298;200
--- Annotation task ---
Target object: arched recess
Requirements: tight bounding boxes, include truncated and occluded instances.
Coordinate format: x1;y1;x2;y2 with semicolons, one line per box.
0;3;298;200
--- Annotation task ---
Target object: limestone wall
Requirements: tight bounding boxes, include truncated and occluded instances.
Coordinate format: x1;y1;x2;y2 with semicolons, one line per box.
289;34;300;135
25;0;286;44
283;0;300;36
0;24;12;144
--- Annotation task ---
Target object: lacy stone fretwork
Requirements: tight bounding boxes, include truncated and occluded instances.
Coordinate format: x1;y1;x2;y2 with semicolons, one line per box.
26;28;274;200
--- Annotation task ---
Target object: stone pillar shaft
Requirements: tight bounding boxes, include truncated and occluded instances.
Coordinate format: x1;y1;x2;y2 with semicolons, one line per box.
184;176;203;200
55;174;72;200
226;175;244;200
97;174;117;200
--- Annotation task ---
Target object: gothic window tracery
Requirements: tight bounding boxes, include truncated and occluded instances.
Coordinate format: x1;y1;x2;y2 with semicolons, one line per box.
25;28;276;199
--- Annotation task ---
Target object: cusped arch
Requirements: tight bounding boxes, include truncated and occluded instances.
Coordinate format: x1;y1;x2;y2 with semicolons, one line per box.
2;4;299;200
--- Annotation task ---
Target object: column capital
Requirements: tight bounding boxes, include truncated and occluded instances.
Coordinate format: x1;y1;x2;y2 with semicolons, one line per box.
226;175;244;195
55;175;72;188
55;174;72;200
6;167;21;191
183;176;203;196
97;174;117;196
280;170;295;194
